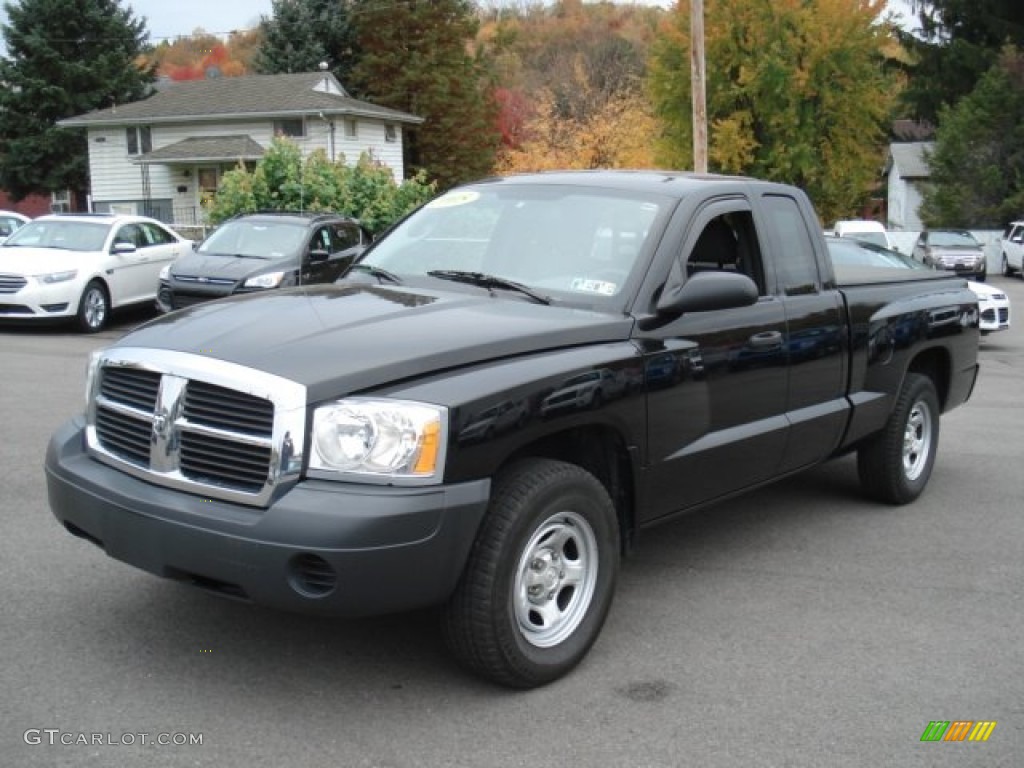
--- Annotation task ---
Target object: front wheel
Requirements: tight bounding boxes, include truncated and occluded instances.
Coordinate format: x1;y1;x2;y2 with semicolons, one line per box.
857;373;940;505
442;458;619;688
76;281;109;333
1002;253;1013;277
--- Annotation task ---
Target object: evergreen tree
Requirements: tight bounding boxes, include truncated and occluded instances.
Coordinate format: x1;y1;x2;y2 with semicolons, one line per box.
900;0;1024;122
919;46;1024;227
254;0;359;86
0;0;153;200
349;0;498;189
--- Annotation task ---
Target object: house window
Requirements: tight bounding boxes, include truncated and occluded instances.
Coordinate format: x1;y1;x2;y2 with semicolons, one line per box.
125;126;152;156
274;119;306;138
344;119;358;139
51;189;71;213
384;124;397;143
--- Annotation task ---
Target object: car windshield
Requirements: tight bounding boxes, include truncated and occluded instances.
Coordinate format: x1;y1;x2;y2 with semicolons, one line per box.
928;230;979;247
826;238;928;270
358;183;668;305
199;220;308;259
2;220;110;252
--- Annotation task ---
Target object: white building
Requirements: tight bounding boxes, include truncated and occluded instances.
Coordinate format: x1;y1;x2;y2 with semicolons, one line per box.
58;72;423;227
885;141;933;231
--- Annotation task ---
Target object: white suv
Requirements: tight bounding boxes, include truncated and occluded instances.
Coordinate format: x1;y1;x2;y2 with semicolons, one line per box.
1000;221;1024;277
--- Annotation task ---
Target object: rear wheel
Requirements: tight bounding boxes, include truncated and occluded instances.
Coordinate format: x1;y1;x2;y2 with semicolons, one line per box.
76;281;109;333
442;458;619;688
857;373;940;505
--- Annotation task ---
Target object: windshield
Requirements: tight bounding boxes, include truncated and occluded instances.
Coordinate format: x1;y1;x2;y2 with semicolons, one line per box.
199;220;308;259
928;230;979;248
3;220;110;251
359;183;668;305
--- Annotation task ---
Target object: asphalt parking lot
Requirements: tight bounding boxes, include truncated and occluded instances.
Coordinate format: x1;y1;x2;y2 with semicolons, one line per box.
2;279;1022;767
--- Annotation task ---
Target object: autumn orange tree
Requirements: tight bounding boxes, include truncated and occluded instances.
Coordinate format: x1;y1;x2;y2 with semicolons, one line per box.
479;0;663;171
147;28;259;80
649;0;899;221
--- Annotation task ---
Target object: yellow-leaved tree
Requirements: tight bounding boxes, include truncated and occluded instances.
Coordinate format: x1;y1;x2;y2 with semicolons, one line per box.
649;0;900;222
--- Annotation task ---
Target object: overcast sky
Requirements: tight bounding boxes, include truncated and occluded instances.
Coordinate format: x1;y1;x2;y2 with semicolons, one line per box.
0;0;918;51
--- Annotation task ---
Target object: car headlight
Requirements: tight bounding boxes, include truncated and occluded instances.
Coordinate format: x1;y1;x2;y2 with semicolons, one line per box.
243;271;286;289
310;399;447;483
159;264;171;281
34;269;77;284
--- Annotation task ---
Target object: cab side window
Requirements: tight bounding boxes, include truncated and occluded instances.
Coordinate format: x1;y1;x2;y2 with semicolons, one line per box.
760;195;821;296
685;211;766;295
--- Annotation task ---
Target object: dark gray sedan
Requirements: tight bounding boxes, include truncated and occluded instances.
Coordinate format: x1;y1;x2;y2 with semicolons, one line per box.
912;228;987;281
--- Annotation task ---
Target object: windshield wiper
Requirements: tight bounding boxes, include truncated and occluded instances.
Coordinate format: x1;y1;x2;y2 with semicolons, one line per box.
427;270;551;305
348;262;403;285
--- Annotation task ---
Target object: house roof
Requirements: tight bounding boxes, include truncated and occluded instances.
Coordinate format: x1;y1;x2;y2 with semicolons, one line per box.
135;135;265;164
58;72;423;128
886;142;934;179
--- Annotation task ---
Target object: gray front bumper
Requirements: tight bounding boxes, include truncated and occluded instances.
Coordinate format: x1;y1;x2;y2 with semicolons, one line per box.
45;417;490;617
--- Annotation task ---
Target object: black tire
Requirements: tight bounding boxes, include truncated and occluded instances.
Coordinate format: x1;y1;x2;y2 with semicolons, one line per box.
442;458;619;688
1002;253;1013;277
857;373;940;505
76;281;109;333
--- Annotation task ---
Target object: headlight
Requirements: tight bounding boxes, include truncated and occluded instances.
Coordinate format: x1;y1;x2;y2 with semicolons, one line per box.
310;399;447;483
159;264;171;281
244;271;286;289
34;269;77;284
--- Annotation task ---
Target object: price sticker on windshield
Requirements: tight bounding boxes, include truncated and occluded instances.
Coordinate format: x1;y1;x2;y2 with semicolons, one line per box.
570;277;617;296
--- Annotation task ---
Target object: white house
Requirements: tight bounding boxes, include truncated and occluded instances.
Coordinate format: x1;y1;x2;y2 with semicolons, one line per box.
58;72;423;227
885;141;933;231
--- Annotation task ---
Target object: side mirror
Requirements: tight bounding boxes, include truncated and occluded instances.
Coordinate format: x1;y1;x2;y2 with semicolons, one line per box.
656;270;759;315
112;241;136;254
309;248;330;263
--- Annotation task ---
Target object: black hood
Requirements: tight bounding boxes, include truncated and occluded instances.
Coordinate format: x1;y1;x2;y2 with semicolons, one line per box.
118;284;634;402
170;251;296;282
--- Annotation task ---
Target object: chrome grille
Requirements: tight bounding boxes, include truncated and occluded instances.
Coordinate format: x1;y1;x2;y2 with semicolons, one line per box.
0;274;27;293
183;380;273;436
95;408;151;465
86;349;307;507
180;432;273;492
100;368;161;411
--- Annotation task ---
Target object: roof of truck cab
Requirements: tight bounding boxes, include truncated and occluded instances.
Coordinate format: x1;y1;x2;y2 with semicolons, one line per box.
471;170;782;198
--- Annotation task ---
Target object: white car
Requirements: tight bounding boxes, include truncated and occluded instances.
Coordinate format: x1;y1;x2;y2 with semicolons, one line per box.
0;210;30;243
1000;221;1024;277
970;280;1011;335
833;219;893;250
0;214;191;332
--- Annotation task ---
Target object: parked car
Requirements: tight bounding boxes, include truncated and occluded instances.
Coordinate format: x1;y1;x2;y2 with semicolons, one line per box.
0;210;30;243
912;228;987;281
827;236;1009;334
832;219;893;249
0;213;190;332
156;211;370;313
1000;221;1024;277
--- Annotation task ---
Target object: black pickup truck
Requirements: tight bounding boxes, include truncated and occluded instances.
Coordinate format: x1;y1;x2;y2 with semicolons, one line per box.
45;171;979;688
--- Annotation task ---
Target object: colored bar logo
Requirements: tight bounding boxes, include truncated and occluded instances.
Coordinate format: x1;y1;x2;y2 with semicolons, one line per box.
920;721;997;742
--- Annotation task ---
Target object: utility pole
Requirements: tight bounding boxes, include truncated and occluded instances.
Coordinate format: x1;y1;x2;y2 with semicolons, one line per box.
691;0;708;173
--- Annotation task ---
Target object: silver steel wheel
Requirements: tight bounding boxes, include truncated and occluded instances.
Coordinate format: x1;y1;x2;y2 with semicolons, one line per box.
513;510;599;649
903;399;933;481
81;286;107;330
